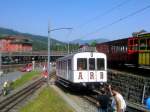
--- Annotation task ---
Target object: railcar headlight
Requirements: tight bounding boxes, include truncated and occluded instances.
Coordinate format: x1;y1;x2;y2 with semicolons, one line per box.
82;83;86;87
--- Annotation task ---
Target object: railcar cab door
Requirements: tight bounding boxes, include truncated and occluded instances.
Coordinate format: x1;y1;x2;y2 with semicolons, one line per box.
88;57;106;82
88;58;96;82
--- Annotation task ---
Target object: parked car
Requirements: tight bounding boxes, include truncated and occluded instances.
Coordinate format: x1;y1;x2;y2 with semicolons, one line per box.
20;64;32;72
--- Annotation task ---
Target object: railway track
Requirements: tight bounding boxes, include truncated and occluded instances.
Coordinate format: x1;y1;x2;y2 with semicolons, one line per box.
0;77;44;112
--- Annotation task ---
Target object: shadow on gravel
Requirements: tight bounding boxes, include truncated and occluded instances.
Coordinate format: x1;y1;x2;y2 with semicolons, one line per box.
55;81;97;96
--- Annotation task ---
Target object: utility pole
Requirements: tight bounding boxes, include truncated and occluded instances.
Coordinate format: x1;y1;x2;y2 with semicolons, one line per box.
47;25;72;84
0;42;2;70
47;22;50;84
0;51;1;70
67;29;72;54
68;42;69;54
0;44;3;85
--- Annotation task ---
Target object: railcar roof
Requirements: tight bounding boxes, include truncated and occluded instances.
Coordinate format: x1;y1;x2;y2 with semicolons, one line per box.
96;38;129;45
56;51;105;61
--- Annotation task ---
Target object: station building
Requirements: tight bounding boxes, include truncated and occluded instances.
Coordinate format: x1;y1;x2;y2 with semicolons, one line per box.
0;35;32;52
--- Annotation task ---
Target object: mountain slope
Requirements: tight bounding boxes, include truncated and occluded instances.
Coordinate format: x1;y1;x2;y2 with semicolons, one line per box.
71;38;109;45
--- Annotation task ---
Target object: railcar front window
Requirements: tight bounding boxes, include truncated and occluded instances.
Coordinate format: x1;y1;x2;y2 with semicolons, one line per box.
77;58;87;70
97;58;104;70
89;58;95;70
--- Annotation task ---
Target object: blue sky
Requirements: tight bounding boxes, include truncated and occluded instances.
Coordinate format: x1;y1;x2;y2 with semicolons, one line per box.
0;0;150;42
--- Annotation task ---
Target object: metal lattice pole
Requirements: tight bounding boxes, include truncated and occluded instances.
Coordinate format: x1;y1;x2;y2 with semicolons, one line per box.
47;22;50;84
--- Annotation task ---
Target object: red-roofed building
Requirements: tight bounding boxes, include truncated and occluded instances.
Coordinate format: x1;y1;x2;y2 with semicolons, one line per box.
0;35;32;52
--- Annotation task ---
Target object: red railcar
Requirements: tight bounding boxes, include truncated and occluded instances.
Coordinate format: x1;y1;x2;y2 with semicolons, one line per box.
96;37;139;66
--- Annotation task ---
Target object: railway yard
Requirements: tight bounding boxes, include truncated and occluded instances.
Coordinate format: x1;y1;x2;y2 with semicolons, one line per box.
0;64;149;112
1;0;150;111
0;33;150;111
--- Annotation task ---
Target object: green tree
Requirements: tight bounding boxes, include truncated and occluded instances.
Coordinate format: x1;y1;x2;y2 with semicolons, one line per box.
90;40;97;47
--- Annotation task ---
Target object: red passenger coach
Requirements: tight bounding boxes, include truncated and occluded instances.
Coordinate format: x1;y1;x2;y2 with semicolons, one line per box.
96;37;139;66
96;32;150;67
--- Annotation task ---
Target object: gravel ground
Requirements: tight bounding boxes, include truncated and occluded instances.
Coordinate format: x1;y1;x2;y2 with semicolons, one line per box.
51;85;98;112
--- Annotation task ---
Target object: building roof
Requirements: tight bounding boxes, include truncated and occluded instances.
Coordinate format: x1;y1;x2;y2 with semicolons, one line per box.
0;35;32;45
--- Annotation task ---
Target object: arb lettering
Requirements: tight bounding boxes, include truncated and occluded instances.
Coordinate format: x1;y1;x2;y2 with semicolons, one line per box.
78;72;83;79
90;72;94;79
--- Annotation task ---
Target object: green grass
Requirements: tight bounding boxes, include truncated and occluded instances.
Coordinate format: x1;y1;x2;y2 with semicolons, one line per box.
11;71;40;89
19;87;74;112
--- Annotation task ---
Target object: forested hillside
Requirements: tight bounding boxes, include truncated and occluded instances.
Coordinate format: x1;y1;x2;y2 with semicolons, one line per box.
0;27;79;51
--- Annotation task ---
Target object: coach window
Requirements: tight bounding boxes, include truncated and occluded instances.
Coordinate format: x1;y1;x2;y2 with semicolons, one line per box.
134;39;138;50
97;58;104;70
89;58;95;70
77;58;87;70
129;39;133;45
148;39;150;50
68;59;72;70
140;39;146;50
